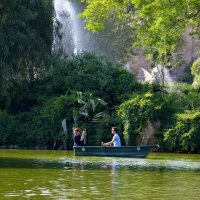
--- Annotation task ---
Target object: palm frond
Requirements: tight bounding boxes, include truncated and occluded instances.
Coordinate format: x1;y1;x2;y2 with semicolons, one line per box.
77;91;82;99
97;98;107;106
79;106;88;116
78;98;87;105
89;98;96;111
92;112;106;122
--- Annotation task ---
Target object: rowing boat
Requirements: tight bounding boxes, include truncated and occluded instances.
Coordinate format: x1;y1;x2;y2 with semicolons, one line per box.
73;145;157;158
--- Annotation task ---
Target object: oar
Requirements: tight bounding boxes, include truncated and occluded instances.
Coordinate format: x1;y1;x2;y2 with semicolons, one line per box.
82;129;87;145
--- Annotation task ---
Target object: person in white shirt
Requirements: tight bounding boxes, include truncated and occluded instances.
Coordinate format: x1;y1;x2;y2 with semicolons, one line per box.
101;127;121;147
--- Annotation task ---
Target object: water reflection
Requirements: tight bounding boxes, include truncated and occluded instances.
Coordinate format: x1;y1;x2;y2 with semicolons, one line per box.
0;152;200;171
111;160;120;192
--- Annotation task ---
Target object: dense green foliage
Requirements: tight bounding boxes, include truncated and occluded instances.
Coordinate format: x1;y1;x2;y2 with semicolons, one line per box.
164;111;200;152
0;0;54;110
1;51;200;151
0;53;139;148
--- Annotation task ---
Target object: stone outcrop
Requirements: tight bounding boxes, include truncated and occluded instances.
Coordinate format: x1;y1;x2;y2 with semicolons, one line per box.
136;118;161;145
130;28;200;81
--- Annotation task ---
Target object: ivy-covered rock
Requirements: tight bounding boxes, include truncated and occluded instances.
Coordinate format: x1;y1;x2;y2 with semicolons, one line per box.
117;92;162;145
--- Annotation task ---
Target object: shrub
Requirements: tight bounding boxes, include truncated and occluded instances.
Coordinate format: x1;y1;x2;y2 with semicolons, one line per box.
164;111;200;152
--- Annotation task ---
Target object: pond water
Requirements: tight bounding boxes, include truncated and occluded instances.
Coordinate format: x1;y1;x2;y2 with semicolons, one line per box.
0;150;200;200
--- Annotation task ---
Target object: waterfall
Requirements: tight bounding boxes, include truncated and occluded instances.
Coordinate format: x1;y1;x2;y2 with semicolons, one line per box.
53;0;84;55
62;0;83;54
53;0;98;56
53;0;73;56
151;65;173;87
141;65;173;88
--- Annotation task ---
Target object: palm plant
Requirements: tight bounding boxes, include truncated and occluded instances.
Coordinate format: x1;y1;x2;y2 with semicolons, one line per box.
77;91;107;123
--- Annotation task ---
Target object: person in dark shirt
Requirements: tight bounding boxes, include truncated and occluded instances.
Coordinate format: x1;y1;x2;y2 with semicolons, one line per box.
73;127;85;146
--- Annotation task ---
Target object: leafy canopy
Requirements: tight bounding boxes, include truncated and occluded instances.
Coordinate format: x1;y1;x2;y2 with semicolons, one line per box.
80;0;200;63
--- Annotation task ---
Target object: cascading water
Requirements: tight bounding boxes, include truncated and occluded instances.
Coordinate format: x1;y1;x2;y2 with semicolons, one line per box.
64;1;80;54
54;0;101;56
141;65;173;88
151;65;173;86
54;0;77;55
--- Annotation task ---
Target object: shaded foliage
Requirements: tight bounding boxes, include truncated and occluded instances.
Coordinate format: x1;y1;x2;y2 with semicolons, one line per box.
0;0;54;110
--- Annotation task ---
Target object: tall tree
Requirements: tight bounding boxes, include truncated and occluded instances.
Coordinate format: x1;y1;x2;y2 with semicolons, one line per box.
0;0;53;82
0;0;54;110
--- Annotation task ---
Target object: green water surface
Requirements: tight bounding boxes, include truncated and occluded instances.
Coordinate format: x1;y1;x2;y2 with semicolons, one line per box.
0;150;200;200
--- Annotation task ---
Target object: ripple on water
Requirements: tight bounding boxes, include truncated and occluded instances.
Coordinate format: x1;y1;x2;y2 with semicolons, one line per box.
60;157;200;171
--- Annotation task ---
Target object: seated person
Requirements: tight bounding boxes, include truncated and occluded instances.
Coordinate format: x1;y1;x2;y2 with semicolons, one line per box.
101;127;121;147
73;127;86;146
